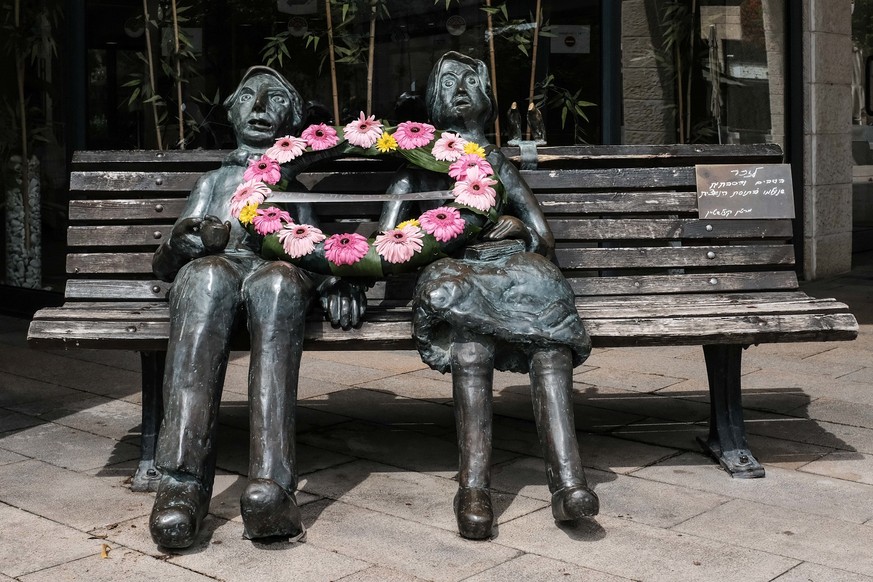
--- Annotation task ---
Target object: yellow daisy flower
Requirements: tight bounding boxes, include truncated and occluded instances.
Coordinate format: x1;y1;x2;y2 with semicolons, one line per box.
376;132;398;153
396;218;420;229
463;142;486;158
238;204;259;225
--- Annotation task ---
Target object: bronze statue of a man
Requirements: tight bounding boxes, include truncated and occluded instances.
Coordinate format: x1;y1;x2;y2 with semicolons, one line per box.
149;66;364;549
382;52;599;539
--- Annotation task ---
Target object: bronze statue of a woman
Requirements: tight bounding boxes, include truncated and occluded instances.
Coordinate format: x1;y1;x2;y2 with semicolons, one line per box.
381;52;599;540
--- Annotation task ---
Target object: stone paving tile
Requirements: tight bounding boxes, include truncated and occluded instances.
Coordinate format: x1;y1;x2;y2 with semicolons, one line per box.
578;390;712;423
305;350;429;373
840;366;873;385
747;433;834;470
0;447;27;465
301;459;546;533
299;420;514;479
0;460;152;531
633;452;873;524
490;456;728;529
743;341;847;359
587;349;715;380
335;566;429;582
496;508;798;582
0;408;42;433
800;451;873;485
741;367;869;400
789;396;873;430
0;503;100;579
0;422;140;471
770;562;873;582
0;371;87;408
301;499;522;581
299;357;400;386
407;367;533;391
9;395;142;442
743;351;866;379
602;417;707;455
674;498;873;577
18;548;215;582
98;513;371;582
45;347;141;373
299;387;455;432
0;345;141;399
744;409;873;454
464;553;633;581
356;373;455;402
573;366;685;393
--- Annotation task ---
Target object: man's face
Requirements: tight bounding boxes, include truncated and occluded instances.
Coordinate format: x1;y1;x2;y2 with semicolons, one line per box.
432;60;490;128
230;74;295;147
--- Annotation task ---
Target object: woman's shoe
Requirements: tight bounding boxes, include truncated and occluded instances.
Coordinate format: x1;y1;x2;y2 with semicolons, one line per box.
454;486;493;540
551;485;599;521
149;473;210;549
240;478;304;540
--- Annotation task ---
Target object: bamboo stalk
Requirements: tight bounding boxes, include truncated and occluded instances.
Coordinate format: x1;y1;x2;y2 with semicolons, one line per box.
366;0;376;114
526;0;542;140
685;0;697;143
14;0;31;251
170;0;185;148
485;0;500;146
142;0;163;149
325;0;340;123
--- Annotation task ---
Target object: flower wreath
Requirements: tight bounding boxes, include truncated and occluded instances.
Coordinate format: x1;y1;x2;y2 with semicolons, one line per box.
229;112;507;278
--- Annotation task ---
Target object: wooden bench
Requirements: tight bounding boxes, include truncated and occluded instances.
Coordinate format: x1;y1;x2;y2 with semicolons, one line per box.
27;144;859;491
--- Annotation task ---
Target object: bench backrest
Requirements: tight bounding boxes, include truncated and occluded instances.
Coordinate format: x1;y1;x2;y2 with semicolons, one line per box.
66;144;792;305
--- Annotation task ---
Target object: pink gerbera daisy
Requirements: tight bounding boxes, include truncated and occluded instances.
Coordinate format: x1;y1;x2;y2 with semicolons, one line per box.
419;206;466;242
252;206;293;235
301;123;339;151
230;180;272;217
374;225;425;264
277;223;326;258
448;154;494;181
394;121;436;150
343;112;383;149
266;135;307;163
324;232;370;266
244;155;282;184
452;172;498;212
431;132;467;162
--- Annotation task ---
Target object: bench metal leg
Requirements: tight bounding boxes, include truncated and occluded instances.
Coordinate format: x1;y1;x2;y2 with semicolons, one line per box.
132;350;166;492
697;344;765;479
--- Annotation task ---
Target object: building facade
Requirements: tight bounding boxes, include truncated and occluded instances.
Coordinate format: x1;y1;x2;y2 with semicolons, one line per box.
0;0;864;301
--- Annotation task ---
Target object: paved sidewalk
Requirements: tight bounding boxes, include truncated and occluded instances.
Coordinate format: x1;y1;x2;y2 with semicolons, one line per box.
1;260;872;581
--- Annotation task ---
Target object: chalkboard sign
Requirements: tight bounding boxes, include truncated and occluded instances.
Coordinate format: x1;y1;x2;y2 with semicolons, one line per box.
695;163;795;220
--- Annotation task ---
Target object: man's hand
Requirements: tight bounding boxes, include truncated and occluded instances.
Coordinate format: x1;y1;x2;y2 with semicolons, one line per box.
483;215;549;255
319;278;367;330
169;215;230;258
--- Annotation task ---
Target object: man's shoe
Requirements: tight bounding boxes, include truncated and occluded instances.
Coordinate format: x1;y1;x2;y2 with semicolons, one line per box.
240;478;304;541
149;473;210;549
453;486;493;540
551;485;599;521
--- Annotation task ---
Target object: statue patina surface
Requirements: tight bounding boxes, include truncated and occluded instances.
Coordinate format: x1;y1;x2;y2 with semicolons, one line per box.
381;52;599;540
149;66;365;549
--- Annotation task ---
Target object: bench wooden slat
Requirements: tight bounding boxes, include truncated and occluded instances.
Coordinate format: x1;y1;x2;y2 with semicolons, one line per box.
68;218;793;248
566;271;800;295
537;191;698;214
71;171;205;192
555;245;794;270
29;309;858;351
550;219;793;241
70;199;187;221
67;244;796;275
65;280;171;300
577;296;851;319
585;313;860;347
520;167;695;190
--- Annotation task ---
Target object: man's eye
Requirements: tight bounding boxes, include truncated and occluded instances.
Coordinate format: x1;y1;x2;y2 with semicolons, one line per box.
240;94;253;102
467;77;477;86
271;95;287;104
443;80;454;88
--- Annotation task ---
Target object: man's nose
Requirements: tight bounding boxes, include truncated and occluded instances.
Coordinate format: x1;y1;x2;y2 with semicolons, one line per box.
252;87;270;112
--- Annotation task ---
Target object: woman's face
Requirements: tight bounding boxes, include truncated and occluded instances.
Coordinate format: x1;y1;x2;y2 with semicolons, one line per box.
432;60;490;128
